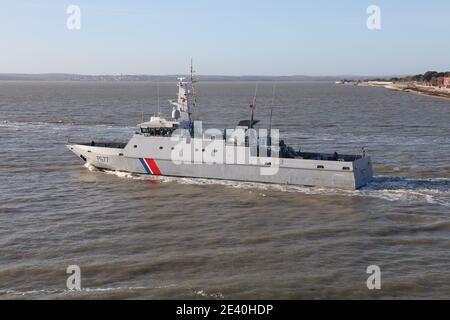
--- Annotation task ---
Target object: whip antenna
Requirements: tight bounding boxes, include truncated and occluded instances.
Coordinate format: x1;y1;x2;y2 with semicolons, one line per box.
269;82;277;141
157;82;161;116
249;83;259;129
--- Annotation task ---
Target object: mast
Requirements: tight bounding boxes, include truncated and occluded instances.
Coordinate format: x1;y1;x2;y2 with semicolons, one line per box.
249;83;258;129
269;82;277;137
157;82;161;116
268;82;277;143
166;63;199;130
190;58;197;121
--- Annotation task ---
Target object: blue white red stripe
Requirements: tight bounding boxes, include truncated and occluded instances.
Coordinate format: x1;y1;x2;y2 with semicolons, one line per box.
139;158;161;175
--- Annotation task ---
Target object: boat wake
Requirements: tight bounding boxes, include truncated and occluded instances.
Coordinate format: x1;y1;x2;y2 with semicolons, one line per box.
0;284;222;299
97;166;450;207
0;285;174;297
195;290;225;299
359;176;450;207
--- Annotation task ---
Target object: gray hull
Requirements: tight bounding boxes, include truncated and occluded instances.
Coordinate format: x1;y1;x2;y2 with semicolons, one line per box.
67;136;373;189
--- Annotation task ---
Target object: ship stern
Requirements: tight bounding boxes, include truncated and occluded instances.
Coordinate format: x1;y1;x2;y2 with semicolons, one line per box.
353;156;373;189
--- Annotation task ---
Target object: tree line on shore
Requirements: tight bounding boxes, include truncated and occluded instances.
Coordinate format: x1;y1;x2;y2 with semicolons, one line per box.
367;71;450;88
387;71;450;86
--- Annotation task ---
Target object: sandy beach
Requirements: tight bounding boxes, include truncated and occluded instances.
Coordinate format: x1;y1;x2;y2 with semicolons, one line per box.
360;81;450;101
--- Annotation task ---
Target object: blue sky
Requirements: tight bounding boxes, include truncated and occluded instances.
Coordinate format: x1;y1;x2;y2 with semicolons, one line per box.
0;0;449;75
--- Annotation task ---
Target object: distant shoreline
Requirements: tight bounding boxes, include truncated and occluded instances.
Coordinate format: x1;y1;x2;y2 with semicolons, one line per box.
359;82;450;101
0;73;379;83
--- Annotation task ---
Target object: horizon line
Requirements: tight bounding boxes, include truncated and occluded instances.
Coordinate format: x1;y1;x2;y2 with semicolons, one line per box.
0;72;415;78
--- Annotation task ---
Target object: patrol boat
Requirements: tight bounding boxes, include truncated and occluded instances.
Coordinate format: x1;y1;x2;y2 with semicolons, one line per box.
67;68;373;190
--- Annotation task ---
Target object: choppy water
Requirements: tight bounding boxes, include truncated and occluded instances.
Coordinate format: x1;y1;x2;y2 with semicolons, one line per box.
0;81;449;299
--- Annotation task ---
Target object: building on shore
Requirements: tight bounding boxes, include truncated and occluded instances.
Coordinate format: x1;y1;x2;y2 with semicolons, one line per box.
444;77;450;88
429;76;450;88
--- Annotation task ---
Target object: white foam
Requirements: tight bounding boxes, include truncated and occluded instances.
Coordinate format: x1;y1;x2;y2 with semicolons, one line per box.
359;176;450;207
92;169;450;207
103;169;137;179
0;285;175;297
195;290;224;299
83;162;99;172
